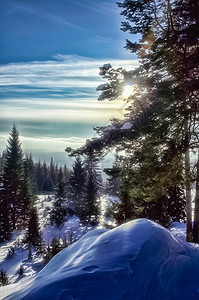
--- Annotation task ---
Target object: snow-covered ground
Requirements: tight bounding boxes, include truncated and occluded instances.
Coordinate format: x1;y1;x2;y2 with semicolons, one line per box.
1;195;199;299
0;195;91;286
0;229;43;285
1;218;199;299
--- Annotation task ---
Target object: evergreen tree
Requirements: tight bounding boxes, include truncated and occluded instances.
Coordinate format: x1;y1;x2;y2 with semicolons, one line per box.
114;158;137;224
0;153;4;174
19;154;37;229
26;207;42;249
50;168;67;227
50;157;57;188
43;238;64;264
63;164;70;184
42;161;53;192
68;157;87;217
0;185;11;242
34;160;43;192
77;0;197;239
84;153;102;224
142;186;186;227
64;0;198;240
50;237;61;257
0;270;9;286
116;0;199;241
104;155;121;196
2;125;23;230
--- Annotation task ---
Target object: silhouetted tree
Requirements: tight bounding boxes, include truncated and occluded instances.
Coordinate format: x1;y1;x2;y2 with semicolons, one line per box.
26;207;42;249
50;168;67;226
2;125;23;230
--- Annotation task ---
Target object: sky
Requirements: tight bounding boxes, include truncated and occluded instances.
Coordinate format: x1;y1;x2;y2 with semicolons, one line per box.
0;0;138;165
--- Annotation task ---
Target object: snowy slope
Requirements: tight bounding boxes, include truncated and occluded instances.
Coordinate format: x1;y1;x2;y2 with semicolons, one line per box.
0;195;87;286
1;219;199;300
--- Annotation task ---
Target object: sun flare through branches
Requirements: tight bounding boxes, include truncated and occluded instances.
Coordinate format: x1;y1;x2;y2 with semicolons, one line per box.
122;84;134;98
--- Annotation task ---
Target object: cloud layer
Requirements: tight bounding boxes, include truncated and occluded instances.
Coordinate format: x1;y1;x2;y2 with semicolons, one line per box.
0;55;138;155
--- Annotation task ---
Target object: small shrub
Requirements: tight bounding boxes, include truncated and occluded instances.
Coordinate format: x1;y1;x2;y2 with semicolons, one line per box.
0;269;9;286
18;265;24;276
6;247;15;259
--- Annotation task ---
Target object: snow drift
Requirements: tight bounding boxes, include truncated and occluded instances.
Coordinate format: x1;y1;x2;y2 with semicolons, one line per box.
1;219;199;300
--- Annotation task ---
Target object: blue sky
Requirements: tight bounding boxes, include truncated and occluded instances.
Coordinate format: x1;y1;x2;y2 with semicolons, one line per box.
0;0;138;165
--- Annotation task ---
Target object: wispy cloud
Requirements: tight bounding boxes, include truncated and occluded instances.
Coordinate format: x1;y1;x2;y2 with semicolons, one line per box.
0;54;138;151
0;55;138;97
7;0;82;31
72;0;120;17
0;133;87;153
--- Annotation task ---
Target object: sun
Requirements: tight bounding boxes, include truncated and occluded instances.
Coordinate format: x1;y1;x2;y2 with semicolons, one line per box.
122;85;134;98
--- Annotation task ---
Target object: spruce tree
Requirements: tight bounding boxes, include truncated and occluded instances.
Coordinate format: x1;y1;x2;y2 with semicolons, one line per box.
34;160;43;192
50;157;57;188
104;155;121;196
0;185;11;242
84;152;102;224
116;0;199;241
0;270;9;286
50;168;66;227
26;207;42;249
2;125;23;230
68;157;87;218
0;153;4;174
19;154;37;229
42;161;53;192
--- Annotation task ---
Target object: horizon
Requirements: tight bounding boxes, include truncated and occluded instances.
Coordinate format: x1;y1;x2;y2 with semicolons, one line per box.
0;0;138;165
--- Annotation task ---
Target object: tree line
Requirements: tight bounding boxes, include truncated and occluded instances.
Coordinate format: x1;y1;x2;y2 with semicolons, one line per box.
0;125;102;244
0;125;41;243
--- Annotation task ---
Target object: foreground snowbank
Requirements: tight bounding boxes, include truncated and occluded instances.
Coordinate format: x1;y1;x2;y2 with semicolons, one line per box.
1;219;199;300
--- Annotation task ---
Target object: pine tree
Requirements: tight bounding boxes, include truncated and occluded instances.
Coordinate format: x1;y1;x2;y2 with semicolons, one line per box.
63;164;70;184
26;207;42;249
19;154;37;229
50;237;61;257
87;0;198;239
50;168;66;227
49;157;57;189
0;153;4;174
68;157;87;217
34;160;43;192
84;153;102;224
116;0;199;241
104;155;121;196
2;125;23;230
0;185;11;242
42;161;53;192
0;270;9;286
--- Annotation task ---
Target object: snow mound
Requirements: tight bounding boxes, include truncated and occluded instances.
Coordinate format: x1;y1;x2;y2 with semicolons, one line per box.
1;219;199;300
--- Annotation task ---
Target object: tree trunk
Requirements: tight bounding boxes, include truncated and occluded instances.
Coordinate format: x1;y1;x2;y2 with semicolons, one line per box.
193;148;199;243
185;147;192;241
184;115;192;242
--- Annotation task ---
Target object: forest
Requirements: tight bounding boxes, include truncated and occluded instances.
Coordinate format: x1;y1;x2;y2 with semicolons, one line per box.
0;0;199;298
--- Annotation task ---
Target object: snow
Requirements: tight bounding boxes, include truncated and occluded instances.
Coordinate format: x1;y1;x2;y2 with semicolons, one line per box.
1;219;199;300
121;122;132;130
0;230;44;285
35;195;89;244
42;216;82;244
96;83;109;91
99;63;112;75
0;195;89;288
105;125;116;131
102;63;112;70
169;222;187;241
